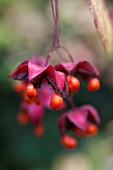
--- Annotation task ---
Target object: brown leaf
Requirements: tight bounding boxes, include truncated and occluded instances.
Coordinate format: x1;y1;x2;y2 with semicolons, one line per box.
88;0;113;57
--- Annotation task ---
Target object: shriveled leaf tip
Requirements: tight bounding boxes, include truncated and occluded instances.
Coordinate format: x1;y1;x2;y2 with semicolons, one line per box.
88;0;113;57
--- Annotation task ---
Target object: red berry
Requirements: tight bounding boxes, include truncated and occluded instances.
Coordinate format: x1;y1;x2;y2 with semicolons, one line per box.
23;94;33;105
60;135;78;149
14;82;25;93
50;94;63;110
17;112;30;125
33;96;40;105
34;125;44;137
26;83;37;98
73;127;87;137
86;124;98;136
67;75;80;93
88;78;100;91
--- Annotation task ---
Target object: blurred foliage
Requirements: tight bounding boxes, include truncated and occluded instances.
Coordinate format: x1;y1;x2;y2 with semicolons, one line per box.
0;0;113;170
0;0;13;17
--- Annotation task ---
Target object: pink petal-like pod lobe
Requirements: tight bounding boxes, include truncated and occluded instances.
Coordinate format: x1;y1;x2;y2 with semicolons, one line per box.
21;102;44;125
55;71;65;91
67;109;88;130
9;56;45;80
38;82;66;109
58;110;87;135
9;61;28;80
55;62;76;74
55;61;99;81
45;65;65;92
29;55;46;66
28;61;45;80
79;105;100;124
58;105;100;135
74;61;99;80
28;61;65;92
37;83;55;108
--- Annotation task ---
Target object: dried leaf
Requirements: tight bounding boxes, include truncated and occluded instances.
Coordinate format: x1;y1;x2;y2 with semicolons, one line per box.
88;0;113;57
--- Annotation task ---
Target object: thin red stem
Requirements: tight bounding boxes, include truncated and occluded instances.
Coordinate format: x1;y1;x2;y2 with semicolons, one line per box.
61;45;74;62
45;0;74;65
51;0;60;45
45;44;59;66
55;50;64;60
68;97;76;109
55;0;59;37
45;0;60;66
